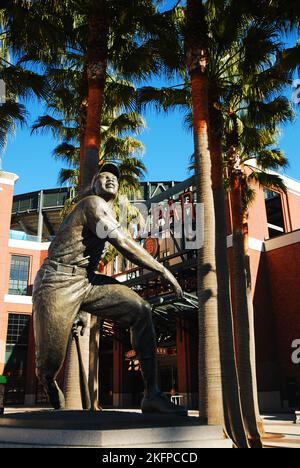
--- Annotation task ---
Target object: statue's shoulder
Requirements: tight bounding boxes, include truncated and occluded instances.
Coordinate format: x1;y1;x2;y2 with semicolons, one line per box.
79;195;107;212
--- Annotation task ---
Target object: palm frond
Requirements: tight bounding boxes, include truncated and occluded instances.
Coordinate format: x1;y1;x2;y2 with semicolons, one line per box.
245;97;294;129
254;149;288;171
248;170;287;194
0;100;27;148
58;167;79;186
137;86;190;113
103;136;145;160
105;112;146;137
52;142;80;165
31;115;64;136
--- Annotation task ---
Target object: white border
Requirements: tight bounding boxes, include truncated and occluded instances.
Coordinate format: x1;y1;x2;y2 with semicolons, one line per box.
4;295;32;305
0;172;19;186
8;239;50;251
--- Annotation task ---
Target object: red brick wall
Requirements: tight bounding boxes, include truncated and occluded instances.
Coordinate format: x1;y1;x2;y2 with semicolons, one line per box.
251;249;281;391
266;242;300;400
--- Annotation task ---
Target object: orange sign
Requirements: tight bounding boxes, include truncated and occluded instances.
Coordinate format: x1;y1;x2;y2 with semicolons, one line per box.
144;237;159;258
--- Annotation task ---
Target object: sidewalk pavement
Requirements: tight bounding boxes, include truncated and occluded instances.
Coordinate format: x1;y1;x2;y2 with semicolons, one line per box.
262;414;300;449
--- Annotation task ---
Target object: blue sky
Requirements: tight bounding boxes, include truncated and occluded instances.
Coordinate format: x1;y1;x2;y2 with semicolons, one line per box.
2;100;194;195
1;0;299;195
3;86;299;196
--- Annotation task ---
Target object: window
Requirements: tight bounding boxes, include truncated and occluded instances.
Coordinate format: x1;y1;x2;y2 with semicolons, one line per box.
265;191;285;239
8;255;30;295
6;314;30;347
4;314;30;404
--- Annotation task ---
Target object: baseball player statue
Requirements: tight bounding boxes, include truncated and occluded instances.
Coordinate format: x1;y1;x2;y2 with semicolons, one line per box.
33;163;186;415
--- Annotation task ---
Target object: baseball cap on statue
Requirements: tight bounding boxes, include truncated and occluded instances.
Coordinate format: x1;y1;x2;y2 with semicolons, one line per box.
98;162;121;180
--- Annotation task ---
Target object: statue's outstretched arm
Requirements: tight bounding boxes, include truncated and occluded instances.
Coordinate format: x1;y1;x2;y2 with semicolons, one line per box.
109;229;183;299
84;196;183;298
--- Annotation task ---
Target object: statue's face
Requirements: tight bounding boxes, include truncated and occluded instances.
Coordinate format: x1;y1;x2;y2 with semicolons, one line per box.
94;172;119;201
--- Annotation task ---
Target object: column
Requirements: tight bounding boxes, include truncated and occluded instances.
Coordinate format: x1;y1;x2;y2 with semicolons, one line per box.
113;330;123;408
176;317;198;409
0;172;19;374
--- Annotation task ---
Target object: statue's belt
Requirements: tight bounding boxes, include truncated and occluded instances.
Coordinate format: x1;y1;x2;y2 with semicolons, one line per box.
44;259;88;277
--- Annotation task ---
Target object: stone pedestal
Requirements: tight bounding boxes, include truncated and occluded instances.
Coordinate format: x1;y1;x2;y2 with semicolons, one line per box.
0;410;232;448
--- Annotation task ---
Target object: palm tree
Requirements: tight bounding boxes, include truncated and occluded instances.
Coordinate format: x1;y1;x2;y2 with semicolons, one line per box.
185;0;249;447
224;86;293;445
56;0;170;190
186;0;220;425
2;0;164;186
204;12;295;446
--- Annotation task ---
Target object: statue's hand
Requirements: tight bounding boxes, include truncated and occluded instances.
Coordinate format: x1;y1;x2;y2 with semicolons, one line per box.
73;311;88;336
161;268;183;299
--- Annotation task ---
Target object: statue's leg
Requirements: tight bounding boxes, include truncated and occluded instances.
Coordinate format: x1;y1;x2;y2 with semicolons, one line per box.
83;279;186;415
33;269;85;409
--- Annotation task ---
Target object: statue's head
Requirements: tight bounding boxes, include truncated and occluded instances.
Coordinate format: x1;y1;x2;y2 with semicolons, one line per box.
92;163;120;202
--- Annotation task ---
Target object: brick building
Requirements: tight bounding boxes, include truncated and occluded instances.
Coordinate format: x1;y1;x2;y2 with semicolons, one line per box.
0;169;300;411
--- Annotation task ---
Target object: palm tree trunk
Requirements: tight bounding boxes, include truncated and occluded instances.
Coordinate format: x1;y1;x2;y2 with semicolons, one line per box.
186;0;223;427
210;104;248;447
64;2;108;411
79;97;88;189
79;132;85;189
242;209;265;437
81;1;108;412
230;171;263;448
81;0;108;189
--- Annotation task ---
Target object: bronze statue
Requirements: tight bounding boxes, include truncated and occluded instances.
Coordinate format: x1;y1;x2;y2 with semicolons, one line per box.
33;163;186;415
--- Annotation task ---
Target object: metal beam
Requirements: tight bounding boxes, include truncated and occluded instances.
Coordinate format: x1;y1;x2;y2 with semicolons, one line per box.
37;191;44;242
16;219;36;236
146;176;195;208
